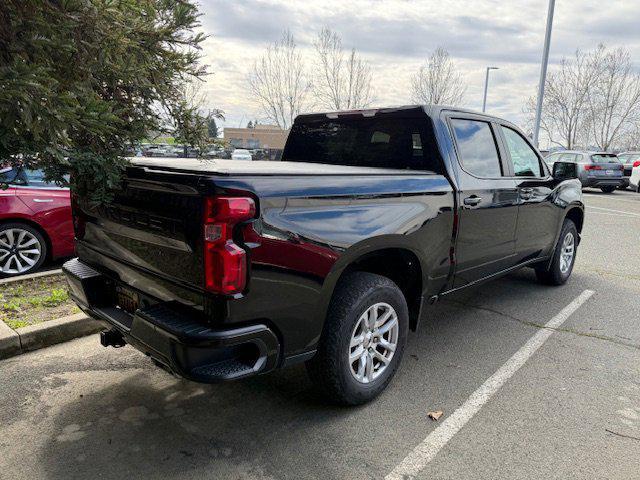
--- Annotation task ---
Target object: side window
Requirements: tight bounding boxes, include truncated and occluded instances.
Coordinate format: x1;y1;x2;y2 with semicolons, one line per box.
0;167;27;186
24;169;59;188
559;153;578;162
500;126;543;177
545;153;559;165
450;119;502;177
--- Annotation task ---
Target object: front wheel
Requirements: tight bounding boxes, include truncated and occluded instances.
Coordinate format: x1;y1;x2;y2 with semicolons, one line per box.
600;186;616;193
535;219;578;285
306;272;409;405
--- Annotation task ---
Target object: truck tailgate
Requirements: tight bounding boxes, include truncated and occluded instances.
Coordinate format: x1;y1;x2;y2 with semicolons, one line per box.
75;166;206;288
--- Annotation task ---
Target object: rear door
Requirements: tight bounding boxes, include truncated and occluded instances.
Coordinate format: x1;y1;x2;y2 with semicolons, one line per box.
14;169;74;254
496;124;558;262
447;115;519;287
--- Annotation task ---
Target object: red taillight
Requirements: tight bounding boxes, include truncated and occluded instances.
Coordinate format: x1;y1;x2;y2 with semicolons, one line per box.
633;160;640;168
584;165;602;171
203;197;256;295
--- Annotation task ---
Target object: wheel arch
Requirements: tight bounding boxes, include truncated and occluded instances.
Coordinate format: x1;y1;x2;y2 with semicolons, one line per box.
0;217;52;260
565;205;584;234
323;246;425;332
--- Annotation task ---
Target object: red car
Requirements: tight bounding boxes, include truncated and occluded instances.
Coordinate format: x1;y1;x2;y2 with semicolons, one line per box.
0;167;74;277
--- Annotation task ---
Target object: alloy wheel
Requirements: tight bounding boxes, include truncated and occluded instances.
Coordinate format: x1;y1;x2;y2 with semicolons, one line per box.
0;228;42;275
559;231;575;274
348;302;399;384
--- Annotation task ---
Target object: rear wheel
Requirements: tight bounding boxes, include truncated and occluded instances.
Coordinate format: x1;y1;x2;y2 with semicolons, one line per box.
0;223;47;277
306;272;409;405
600;186;616;193
535;219;577;285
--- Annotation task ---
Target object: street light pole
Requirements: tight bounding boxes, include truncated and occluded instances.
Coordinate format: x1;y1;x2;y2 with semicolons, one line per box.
533;0;556;147
482;67;499;113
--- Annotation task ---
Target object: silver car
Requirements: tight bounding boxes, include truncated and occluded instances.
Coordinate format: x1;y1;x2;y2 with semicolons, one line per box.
544;151;627;193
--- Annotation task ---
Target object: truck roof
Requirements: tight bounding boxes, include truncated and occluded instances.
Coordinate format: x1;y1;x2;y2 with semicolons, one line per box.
294;104;512;125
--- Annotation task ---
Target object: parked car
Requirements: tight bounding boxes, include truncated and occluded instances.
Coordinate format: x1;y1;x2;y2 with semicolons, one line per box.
629;156;640;192
617;152;640;189
64;106;584;405
543;150;626;192
231;149;252;161
0;167;74;277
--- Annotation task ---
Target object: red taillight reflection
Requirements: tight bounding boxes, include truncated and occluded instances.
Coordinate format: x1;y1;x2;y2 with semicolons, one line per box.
203;197;256;295
70;192;86;240
584;165;602;171
633;160;640;168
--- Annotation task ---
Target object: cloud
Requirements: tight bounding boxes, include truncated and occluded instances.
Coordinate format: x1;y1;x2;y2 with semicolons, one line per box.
196;0;640;140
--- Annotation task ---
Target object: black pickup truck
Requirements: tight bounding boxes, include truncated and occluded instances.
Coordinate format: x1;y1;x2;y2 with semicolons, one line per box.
64;106;584;405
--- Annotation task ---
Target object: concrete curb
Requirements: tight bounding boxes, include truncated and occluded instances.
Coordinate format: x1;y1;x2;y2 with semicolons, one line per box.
0;319;21;359
0;269;64;285
0;313;103;360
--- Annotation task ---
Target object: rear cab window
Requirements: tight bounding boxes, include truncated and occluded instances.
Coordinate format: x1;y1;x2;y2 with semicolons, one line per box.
449;118;502;177
283;113;443;173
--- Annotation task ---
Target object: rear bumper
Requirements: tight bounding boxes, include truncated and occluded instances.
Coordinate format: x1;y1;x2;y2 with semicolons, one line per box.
63;258;280;382
582;177;628;188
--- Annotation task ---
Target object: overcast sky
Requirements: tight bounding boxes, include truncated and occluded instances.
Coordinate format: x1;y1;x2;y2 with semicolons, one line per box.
196;0;640;137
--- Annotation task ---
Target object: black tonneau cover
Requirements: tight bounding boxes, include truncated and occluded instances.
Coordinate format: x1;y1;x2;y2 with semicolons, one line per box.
128;158;434;176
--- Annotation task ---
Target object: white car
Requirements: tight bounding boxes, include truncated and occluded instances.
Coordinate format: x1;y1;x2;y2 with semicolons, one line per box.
630;158;640;192
231;149;252;161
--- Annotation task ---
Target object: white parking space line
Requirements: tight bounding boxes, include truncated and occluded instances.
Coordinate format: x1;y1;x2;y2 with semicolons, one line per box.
583;194;640;205
588;211;640;219
587;206;640;217
385;289;595;480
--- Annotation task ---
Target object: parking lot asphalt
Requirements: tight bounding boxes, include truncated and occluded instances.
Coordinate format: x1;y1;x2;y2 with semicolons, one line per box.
1;188;639;480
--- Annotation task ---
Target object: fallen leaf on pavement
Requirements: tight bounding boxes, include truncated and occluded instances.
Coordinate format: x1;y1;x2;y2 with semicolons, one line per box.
428;410;443;421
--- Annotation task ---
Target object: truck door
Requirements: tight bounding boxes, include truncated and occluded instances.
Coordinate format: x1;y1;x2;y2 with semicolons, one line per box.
447;116;519;288
495;124;557;263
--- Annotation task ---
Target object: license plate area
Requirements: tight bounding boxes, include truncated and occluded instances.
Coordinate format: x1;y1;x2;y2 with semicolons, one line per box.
606;169;613;175
115;285;140;314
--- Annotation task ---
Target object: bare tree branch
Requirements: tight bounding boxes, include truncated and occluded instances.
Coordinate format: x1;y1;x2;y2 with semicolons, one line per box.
247;30;311;129
313;27;374;110
411;47;466;106
525;44;640;150
524;48;599;149
585;45;640;150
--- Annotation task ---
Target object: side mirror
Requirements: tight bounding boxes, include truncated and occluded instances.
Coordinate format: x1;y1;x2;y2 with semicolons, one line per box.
552;161;578;180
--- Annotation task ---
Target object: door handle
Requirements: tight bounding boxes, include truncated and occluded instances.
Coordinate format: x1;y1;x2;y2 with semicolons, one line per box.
520;188;534;199
33;198;53;203
463;195;481;206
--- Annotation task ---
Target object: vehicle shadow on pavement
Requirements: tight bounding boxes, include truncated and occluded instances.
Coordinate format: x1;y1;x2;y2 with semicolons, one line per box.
34;269;589;480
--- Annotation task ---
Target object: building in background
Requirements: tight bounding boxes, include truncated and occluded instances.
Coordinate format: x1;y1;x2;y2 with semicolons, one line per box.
223;124;289;150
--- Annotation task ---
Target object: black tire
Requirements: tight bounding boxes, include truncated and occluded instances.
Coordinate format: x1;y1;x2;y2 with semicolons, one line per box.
535;219;577;286
0;223;47;278
600;186;616;193
306;272;409;405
